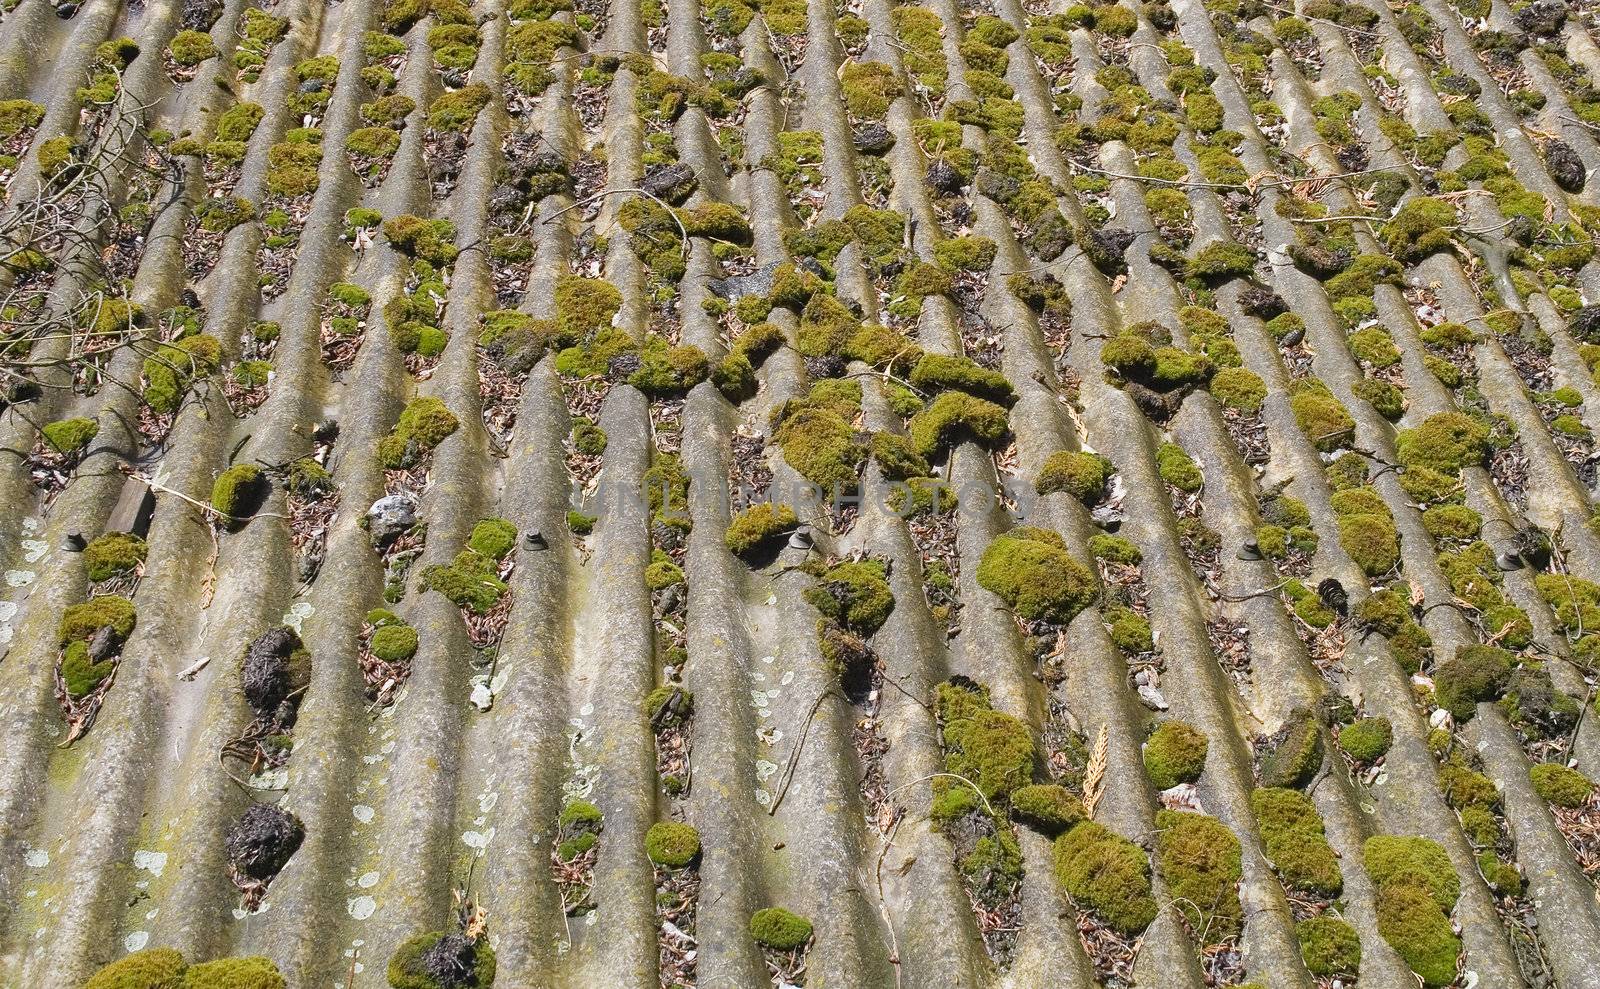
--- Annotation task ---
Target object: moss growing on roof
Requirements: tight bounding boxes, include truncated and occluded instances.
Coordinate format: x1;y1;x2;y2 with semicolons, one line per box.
1103;604;1152;653
1035;451;1114;502
1260;709;1324;788
908;392;1010;457
1088;534;1141;565
84;532;147;582
167;29;219;66
387;931;496;988
805;560;894;635
553;275;623;337
1298;916;1361;978
1396;412;1489;475
265;140;322;197
42;416;98;455
976;527;1096;625
1143;720;1207;789
645;821;701;868
61;640;111;697
1155;442;1202;491
181;957;285;988
378;397;459;469
725;503;797;559
1531;763;1594;807
422;548;507;614
86;948;188;988
1010;784;1084;836
750;907;812;950
1155;810;1243;939
212;465;269;529
1434;644;1513;721
840;60;901;119
1338;717;1392;761
941;706;1036;800
869;432;929;482
1365;835;1459;910
1054;821;1158;936
370;623;419;663
1381;196;1456;261
1337;512;1399;577
1186;241;1256;283
383;215;459;267
1252;786;1342;896
1209;366;1266;412
909;354;1015;405
1289;380;1355;452
774;401;866;495
467;518;517;560
143;334;220;414
58;594;136;647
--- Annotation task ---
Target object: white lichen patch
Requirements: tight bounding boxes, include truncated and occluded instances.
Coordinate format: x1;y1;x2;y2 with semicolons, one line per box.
5;570;34;587
21;539;47;563
348;894;376;919
125;931;149;952
133;850;167;876
353;804;375;824
281;601;314;632
24;847;47;868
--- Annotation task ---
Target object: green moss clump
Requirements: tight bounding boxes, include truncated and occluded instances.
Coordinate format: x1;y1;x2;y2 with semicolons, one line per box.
0;99;43;138
1143;720;1207;789
378;397;460;469
1381;196;1456;261
1434;644;1513;720
774;404;865;496
976;527;1096;625
750;906;812;950
1298;916;1361;978
554;274;623;337
370;624;419;662
1035;451;1113;502
725;503;797;559
214;102;265;143
1530;763;1594;807
1396;412;1489;475
1054;821;1157;935
1186;241;1257;283
1289;380;1355;451
425;82;491;132
1155;810;1243;939
84;532;147;582
421;549;507;614
1210;366;1266;412
870;433;929;482
382;215;458;267
1010;784;1084;836
839;60;901;119
1260;709;1324;788
468;518;517;560
58;595;136;646
61;640;112;697
387;931;496;989
1365;835;1460;911
1422;504;1481;543
1103;604;1152;653
1088;534;1141;564
1377;883;1460;987
212;464;268;529
86;948;188;989
1252;787;1343;896
933;235;998;273
908;392;1010;458
42;416;98;455
1338;717;1392;761
1155;442;1202;491
645;821;701;868
909;353;1015;405
805;560;894;636
182;956;285;988
143;333;221;414
940;702;1036;801
1338;512;1399;576
265;140;322;198
167;29;219;66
